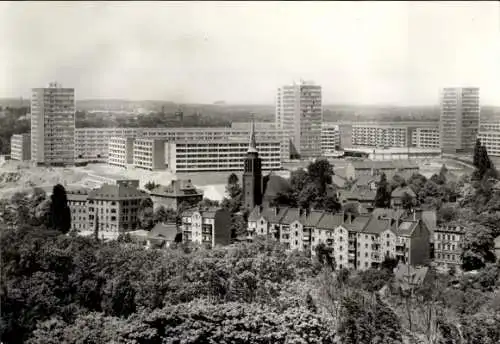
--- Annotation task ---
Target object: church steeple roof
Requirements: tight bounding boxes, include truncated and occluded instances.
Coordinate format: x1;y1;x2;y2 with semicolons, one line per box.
248;120;258;153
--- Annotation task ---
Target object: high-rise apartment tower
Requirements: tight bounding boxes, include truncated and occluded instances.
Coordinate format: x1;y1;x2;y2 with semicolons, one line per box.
31;82;75;166
275;81;322;159
439;87;480;154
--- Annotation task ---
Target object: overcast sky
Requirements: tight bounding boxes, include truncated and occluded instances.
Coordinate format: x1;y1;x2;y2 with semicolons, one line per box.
0;1;499;105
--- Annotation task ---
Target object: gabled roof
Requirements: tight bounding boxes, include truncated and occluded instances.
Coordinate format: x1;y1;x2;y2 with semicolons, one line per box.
372;208;406;220
248;206;289;223
391;186;417;198
317;213;345;230
281;208;301;225
88;183;149;201
300;210;326;227
363;216;393;234
345;214;371;232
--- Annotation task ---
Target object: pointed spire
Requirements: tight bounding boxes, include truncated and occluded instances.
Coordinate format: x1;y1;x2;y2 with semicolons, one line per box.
248;117;258;153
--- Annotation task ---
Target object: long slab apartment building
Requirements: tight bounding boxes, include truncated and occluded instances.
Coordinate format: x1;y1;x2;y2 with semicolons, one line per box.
107;134;281;173
326;121;441;151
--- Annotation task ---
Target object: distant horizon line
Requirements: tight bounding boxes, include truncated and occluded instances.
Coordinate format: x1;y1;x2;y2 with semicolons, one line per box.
2;97;500;108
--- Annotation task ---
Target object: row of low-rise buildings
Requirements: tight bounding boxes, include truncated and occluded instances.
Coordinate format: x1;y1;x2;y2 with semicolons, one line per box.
247;206;433;270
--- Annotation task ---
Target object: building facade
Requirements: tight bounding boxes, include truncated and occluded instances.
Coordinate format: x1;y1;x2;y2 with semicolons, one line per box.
87;183;151;233
433;223;466;269
10;133;31;161
276;81;322;159
165;139;281;173
440;87;480;154
75;126;286;162
133;138;166;170
247;206;432;270
67;187;90;232
108;137;134;168
181;207;232;248
31;82;75;166
321;122;340;154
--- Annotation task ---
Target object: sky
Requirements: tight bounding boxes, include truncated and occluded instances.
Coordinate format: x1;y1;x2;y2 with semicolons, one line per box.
0;1;499;106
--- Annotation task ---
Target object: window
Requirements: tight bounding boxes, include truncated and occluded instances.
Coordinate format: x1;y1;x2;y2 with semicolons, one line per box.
261;220;264;225
386;241;390;247
365;243;368;248
386;233;390;238
365;252;368;257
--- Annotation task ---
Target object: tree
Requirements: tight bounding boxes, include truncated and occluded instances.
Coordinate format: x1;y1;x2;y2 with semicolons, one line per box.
307;159;334;193
153;206;176;224
374;173;391;208
226;173;242;199
50;184;71;234
401;192;416;211
138;198;155;230
144;181;159;191
473;138;482;168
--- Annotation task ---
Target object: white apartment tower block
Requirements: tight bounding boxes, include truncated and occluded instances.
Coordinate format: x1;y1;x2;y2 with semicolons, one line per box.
439;87;480;154
276;81;322;159
31;82;75;166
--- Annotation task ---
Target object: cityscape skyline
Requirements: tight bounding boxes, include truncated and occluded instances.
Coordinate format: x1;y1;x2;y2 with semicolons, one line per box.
1;2;500;106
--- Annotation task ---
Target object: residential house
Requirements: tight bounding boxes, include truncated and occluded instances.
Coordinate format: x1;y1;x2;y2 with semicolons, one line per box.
87;183;151;233
66;187;91;232
181;207;232;248
433;222;466;269
393;262;430;293
149;179;203;211
391;186;417;209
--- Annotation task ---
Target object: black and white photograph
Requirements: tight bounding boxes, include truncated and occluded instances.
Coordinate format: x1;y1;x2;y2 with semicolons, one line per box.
0;1;500;343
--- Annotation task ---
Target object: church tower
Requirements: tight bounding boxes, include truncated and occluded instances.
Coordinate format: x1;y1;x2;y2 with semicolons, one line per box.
242;120;263;210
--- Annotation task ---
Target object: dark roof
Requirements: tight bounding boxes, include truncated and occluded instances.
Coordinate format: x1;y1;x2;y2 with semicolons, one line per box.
149;222;178;242
281;208;301;225
317;213;345;229
372;208;406;220
350;161;420;170
150;179;203;198
248;206;288;223
391;186;417;198
341;189;376;202
88;183;149;200
345;214;371;232
66;187;91;195
300;210;325;227
363;216;393;234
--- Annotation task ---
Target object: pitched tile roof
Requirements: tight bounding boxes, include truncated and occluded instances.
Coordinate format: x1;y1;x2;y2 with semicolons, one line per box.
394;263;429;290
396;221;419;236
88;183;149;200
345;214;371;232
362;216;393;234
355;174;380;187
182;206;223;218
317;213;345;230
300;210;326;227
391;186;417;198
248;206;289;223
280;207;301;225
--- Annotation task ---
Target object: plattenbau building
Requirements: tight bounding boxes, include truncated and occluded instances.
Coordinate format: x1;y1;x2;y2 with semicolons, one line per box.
10;133;31;161
477;122;500;158
321;122;340;154
439;87;480;154
108;137;134;168
31;82;75;166
276;81;322;159
345;160;420;180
